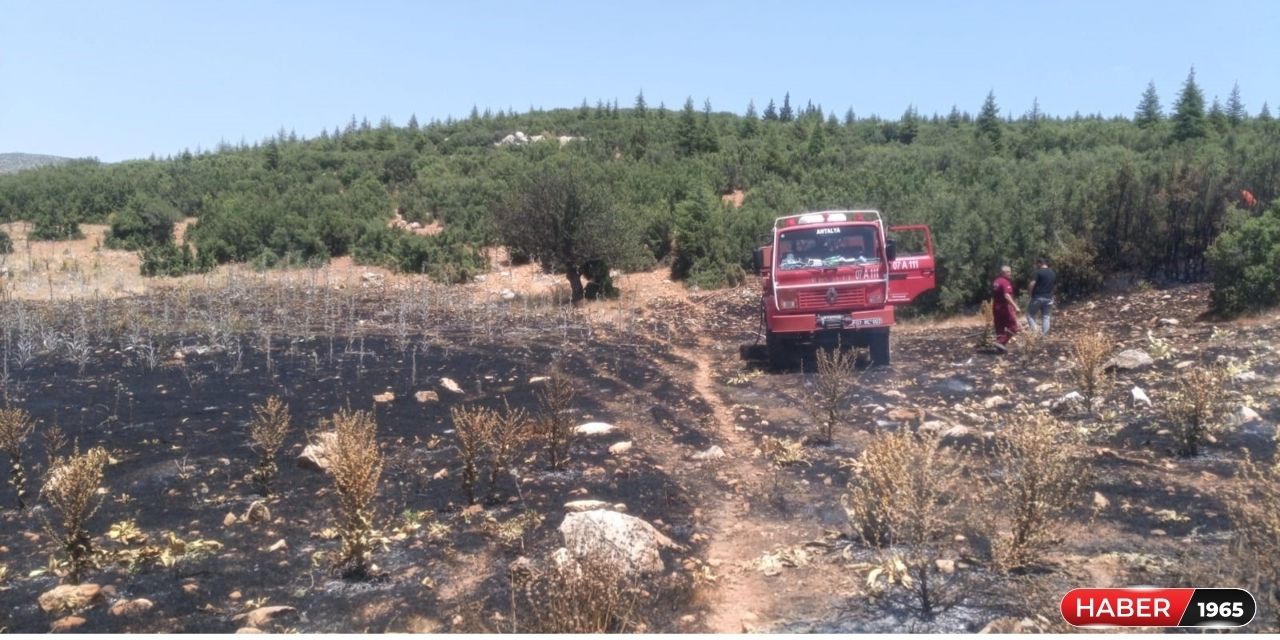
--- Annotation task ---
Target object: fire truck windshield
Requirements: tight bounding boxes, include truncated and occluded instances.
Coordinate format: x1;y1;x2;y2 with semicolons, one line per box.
776;226;880;271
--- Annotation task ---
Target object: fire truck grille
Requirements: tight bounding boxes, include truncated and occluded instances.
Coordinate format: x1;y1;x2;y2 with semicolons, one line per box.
797;287;866;310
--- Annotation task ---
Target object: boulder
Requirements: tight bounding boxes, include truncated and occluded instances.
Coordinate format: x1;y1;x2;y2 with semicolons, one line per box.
608;441;633;455
564;499;611;512
1236;406;1262;426
440;378;464;394
1051;391;1086;415
50;616;87;633
1105;349;1154;372
558;510;681;575
574;422;616;436
109;598;154;617
373;391;395;403
296;432;337;472
981;396;1008;409
1131;386;1151;407
499;289;517;302
39;584;103;614
414;390;439;403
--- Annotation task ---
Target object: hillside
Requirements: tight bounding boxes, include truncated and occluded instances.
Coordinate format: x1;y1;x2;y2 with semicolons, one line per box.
0;152;73;174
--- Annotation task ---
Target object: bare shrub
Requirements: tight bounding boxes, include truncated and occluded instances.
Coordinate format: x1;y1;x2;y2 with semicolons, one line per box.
843;430;970;619
535;363;576;470
975;300;995;349
326;408;383;578
1164;367;1230;456
248;396;291;495
811;346;856;442
450;405;493;505
486;401;531;503
988;412;1090;573
0;406;35;509
42;447;109;583
511;549;653;633
1069;330;1112;412
1222;454;1280;630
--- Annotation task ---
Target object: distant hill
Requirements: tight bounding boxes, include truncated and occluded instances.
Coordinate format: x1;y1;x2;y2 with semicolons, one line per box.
0;152;73;175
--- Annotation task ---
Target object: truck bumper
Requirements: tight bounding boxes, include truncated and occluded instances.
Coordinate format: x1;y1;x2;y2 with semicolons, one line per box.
769;307;895;335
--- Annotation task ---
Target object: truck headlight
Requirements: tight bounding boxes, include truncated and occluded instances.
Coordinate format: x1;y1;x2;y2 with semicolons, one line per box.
868;289;884;305
778;291;797;310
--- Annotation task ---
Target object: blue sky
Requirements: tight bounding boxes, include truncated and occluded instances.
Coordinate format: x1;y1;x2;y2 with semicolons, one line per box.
3;0;1277;162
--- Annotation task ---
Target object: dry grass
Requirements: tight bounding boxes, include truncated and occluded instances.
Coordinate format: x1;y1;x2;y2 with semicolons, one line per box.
1069;330;1112;413
0;407;35;509
248;396;291;495
1222;454;1280;631
988;412;1090;573
485;401;531;504
450;405;493;505
325;408;383;578
1164;366;1230;456
811;347;856;442
41;446;109;583
843;430;970;618
535;363;576;470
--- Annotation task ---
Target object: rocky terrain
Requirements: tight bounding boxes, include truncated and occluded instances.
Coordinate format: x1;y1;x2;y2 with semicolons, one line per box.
0;152;73;175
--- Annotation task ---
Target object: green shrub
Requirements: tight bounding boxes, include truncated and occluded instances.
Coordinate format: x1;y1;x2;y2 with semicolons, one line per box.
1048;236;1103;302
106;194;181;250
1207;203;1280;316
140;243;213;277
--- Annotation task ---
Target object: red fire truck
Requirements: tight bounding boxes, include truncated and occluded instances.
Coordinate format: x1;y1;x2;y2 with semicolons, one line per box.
752;210;936;367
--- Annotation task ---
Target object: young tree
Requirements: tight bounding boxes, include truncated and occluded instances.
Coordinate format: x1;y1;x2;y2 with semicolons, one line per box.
497;159;628;303
1260;102;1273;121
763;99;778;121
677;97;699;156
740;100;759;137
899;105;920;144
699;99;719;152
780;92;794;122
844;107;856;126
633;90;647;119
1172;67;1207;141
1208;96;1228;134
1135;81;1162;128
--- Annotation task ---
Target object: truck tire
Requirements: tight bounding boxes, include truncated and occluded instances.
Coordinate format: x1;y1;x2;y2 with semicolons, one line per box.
766;333;789;371
868;328;891;366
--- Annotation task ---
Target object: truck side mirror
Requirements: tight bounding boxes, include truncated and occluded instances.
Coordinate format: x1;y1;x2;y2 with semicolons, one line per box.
752;247;765;274
885;239;897;262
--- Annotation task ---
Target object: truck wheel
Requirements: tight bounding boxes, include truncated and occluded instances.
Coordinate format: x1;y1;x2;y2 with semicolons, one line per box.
766;333;790;371
868;328;891;366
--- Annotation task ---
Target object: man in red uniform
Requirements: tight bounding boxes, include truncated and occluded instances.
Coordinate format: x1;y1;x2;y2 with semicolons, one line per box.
992;265;1021;351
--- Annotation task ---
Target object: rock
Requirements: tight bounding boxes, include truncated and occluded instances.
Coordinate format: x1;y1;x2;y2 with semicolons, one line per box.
918;420;951;433
692;445;726;461
1051;391;1086;414
559;510;680;575
1158;318;1180;326
373;391;395;403
267;539;288;552
886;407;921;422
39;584;103;614
499;289;517;301
235;628;264;634
473;274;488;283
50;616;86;633
440;378;463;394
1150;529;1167;537
297;431;337;472
244;500;271;523
574;422;616;436
1234;371;1261;383
229;590;242;600
414;390;439;403
528;376;549;383
1175;360;1195;369
109;598;154;617
1105;349;1154;372
233;605;298;628
1093;492;1110;510
1033;382;1056;394
564;499;611;512
1131;386;1151;407
360;272;383;283
608;441;633;455
432;468;448;480
935;558;956;574
223;512;238;527
1236;406;1262;426
981;396;1008;409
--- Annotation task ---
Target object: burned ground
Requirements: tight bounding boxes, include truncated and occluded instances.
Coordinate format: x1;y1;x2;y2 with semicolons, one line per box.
0;277;1277;632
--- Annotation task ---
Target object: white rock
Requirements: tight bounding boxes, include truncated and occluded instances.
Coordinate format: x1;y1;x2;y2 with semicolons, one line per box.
692;445;726;461
1158;318;1180;326
575;422;616;436
499;289;517;301
564;499;611;512
1051;391;1086;414
297;432;337;472
981;396;1008;409
608;441;633;455
440;378;463;394
1237;406;1262;426
558;510;680;575
1105;349;1154;371
473;275;487;283
1131;386;1151;407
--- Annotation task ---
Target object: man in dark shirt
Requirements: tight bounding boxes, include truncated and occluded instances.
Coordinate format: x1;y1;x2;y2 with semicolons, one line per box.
1026;257;1056;335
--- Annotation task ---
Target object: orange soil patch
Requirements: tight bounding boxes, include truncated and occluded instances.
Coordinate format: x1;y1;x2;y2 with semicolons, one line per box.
721;189;745;208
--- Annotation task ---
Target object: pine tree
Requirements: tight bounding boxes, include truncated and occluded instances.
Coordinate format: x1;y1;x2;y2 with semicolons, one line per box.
1225;82;1246;126
1135;81;1162;128
407;114;419;131
976;90;1002;147
763;99;778;121
1260;102;1273;121
699;99;719;152
633;91;647;119
899;105;920;144
677;97;699;157
1207;96;1227;133
946;105;962;128
578;98;590;120
806;120;826;158
1172;68;1207;141
740;100;759;137
780;92;794;122
844;107;856;126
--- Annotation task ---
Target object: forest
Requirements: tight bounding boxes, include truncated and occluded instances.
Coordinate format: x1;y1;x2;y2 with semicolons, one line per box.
1;69;1278;314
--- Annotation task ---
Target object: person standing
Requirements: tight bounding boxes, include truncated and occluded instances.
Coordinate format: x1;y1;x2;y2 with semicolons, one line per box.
1026;257;1056;335
991;265;1020;351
